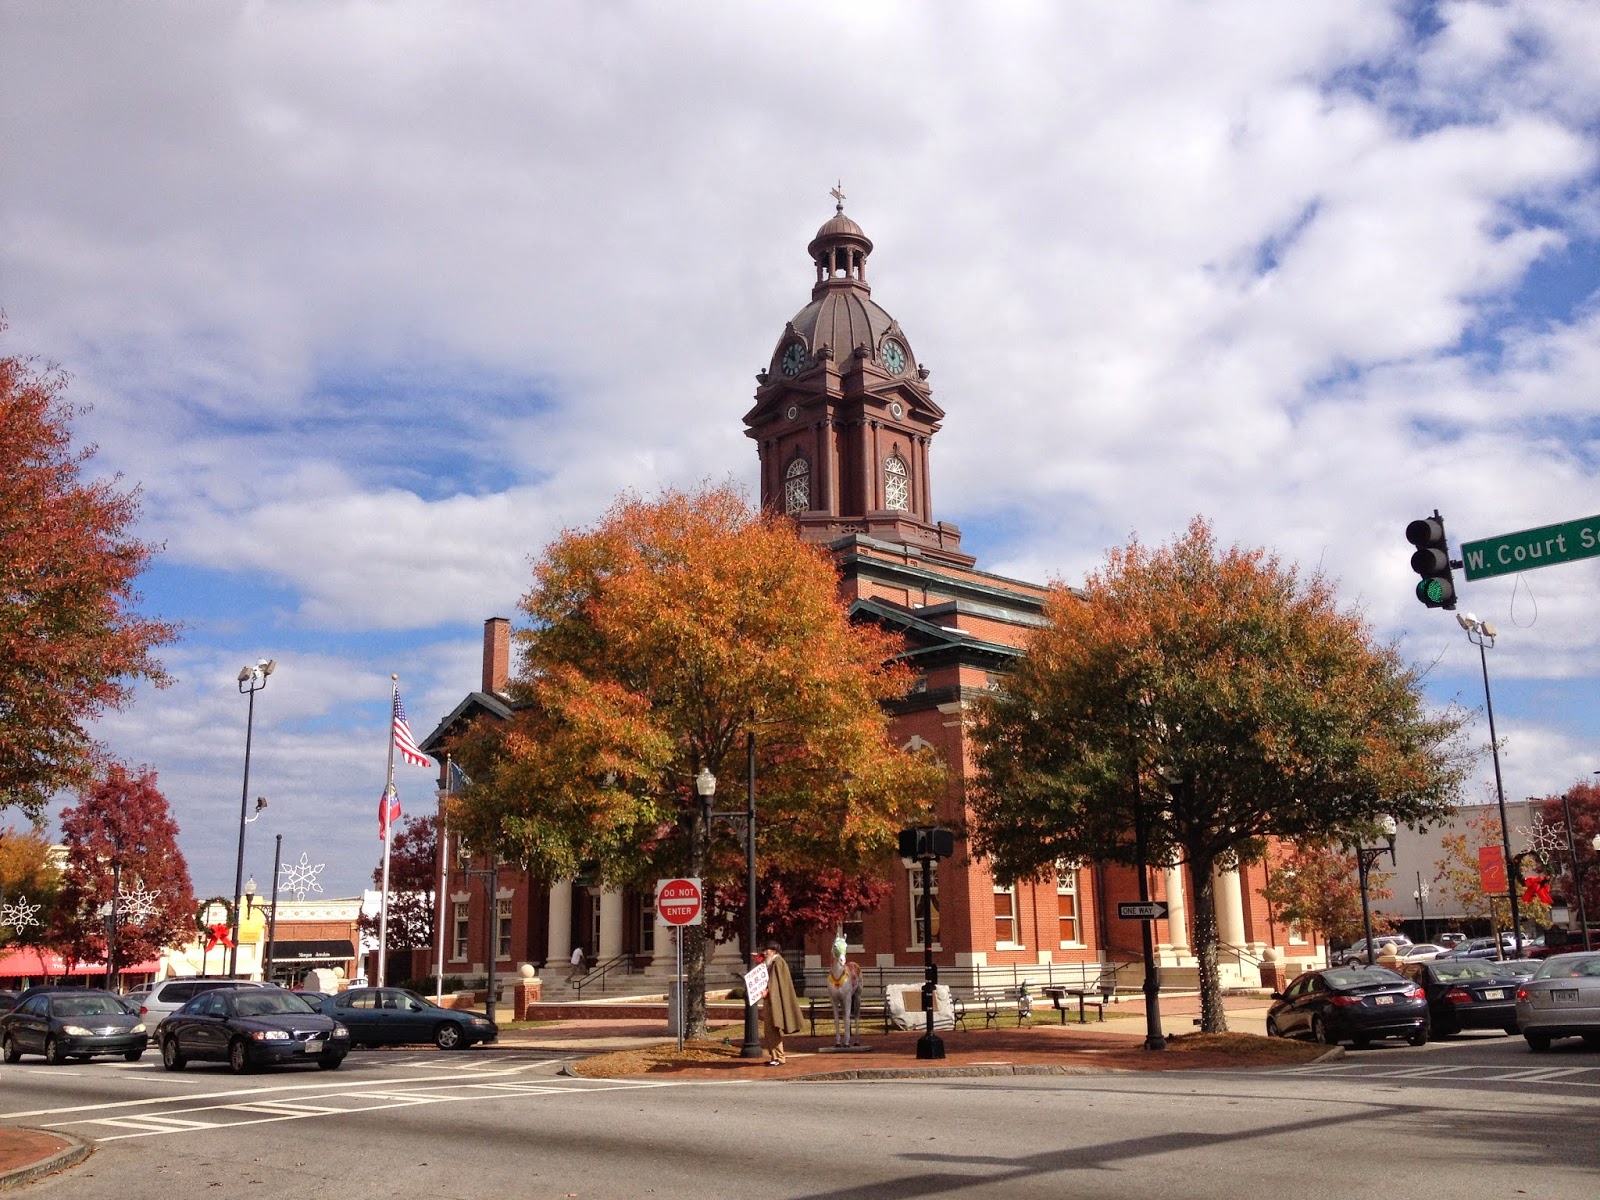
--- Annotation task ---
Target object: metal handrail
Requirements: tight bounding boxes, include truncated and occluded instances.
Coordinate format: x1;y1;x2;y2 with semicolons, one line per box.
571;953;634;996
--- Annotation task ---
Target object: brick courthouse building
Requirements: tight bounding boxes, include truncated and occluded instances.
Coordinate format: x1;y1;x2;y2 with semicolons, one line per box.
419;204;1321;995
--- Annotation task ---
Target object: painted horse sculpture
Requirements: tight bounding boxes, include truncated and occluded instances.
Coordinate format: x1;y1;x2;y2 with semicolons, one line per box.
827;935;863;1047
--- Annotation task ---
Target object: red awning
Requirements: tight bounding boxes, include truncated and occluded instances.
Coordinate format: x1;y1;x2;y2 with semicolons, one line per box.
0;948;160;978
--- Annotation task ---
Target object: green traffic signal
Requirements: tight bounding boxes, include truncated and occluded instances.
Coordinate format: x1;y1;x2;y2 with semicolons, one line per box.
1406;511;1457;610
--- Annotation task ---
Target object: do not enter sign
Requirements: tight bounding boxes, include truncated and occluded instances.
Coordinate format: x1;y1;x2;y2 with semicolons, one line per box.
656;877;704;926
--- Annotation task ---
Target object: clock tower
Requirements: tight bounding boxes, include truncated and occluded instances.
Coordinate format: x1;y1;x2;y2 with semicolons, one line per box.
744;198;972;567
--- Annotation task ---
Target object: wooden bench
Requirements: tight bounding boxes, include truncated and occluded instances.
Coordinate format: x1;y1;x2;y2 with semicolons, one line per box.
1041;986;1105;1024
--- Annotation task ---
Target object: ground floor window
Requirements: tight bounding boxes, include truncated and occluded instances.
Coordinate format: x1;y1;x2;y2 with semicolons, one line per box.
842;910;864;951
993;885;1018;947
452;901;470;961
1057;868;1080;946
638;893;656;954
496;897;513;960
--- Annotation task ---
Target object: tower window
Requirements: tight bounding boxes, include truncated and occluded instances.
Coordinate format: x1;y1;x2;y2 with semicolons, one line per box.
884;455;909;511
785;457;810;515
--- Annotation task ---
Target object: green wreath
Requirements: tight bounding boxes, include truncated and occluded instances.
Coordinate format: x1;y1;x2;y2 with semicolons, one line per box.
195;895;236;935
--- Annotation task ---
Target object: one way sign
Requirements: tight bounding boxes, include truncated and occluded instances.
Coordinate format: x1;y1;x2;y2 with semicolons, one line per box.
1117;901;1169;920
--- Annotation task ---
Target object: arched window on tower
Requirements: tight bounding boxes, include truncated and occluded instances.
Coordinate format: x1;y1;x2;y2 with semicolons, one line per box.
785;457;810;515
884;455;909;511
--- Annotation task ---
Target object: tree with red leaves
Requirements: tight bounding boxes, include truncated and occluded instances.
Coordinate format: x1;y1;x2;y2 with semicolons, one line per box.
360;814;439;956
53;765;196;976
0;351;176;822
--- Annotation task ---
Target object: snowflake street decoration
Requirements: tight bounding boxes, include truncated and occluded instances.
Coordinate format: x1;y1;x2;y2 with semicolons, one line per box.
280;852;325;901
1516;813;1567;862
0;896;43;932
116;886;161;924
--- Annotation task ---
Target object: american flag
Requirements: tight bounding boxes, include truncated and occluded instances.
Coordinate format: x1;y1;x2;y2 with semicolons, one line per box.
392;690;433;768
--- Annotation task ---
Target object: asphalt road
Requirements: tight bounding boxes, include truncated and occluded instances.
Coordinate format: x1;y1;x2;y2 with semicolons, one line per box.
3;1034;1597;1199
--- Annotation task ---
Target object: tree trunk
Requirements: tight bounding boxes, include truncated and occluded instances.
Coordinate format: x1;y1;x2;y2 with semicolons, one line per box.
1187;847;1229;1034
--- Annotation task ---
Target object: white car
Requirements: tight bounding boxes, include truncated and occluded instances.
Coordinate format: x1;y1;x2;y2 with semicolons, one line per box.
137;978;268;1022
1514;951;1600;1051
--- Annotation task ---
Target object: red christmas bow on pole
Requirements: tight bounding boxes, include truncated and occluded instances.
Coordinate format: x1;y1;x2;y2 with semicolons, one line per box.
1521;875;1552;905
205;922;235;952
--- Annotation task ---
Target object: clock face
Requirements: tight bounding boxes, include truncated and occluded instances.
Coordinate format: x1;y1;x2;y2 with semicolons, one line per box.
890;401;904;420
786;405;799;421
881;339;907;374
780;342;807;377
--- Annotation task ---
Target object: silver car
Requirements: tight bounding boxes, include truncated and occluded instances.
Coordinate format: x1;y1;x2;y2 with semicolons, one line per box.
1515;951;1600;1052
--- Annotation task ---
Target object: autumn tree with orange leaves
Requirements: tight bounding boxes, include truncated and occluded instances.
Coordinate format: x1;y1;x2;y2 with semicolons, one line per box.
969;518;1471;1033
451;486;944;1038
1261;841;1395;965
0;351;176;821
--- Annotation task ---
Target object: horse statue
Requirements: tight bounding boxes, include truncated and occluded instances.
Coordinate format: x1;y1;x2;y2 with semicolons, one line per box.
826;934;863;1048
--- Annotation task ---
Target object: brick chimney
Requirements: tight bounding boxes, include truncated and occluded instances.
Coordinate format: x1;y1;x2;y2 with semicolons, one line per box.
482;617;510;694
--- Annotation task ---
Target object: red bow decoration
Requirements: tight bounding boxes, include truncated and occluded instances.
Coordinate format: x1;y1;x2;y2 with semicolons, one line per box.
1521;875;1552;904
205;922;235;952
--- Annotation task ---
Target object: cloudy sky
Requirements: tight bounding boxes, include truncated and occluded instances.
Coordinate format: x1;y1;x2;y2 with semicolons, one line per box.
3;0;1598;900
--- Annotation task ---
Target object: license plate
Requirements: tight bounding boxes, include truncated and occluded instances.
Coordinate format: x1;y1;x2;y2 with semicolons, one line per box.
1375;995;1394;1005
1483;989;1505;1000
1553;989;1579;1005
304;1039;324;1053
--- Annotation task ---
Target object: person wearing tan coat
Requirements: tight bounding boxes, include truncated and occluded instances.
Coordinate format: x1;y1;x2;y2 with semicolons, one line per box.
759;943;803;1065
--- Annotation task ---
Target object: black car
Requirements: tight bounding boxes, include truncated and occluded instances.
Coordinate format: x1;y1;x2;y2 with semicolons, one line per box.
1;988;148;1064
1400;958;1524;1038
320;987;498;1050
1267;966;1428;1047
159;986;350;1073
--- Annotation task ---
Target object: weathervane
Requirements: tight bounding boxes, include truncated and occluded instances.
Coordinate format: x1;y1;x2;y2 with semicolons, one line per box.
831;181;846;212
279;852;326;902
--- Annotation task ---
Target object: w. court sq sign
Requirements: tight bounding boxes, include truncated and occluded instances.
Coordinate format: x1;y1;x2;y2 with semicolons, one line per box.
1461;512;1600;581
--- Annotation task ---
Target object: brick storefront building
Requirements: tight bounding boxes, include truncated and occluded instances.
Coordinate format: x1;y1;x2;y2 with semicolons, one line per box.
419;203;1321;995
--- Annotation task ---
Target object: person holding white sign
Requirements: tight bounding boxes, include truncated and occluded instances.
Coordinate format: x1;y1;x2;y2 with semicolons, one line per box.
758;942;802;1066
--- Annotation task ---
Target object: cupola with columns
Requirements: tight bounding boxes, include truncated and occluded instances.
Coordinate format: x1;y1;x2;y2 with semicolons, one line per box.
744;191;972;567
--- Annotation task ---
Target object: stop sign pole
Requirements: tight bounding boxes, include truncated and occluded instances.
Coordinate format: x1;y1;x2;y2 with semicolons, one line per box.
656;877;703;1052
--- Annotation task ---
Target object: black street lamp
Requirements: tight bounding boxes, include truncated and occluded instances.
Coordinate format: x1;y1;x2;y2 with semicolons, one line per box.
1458;613;1523;955
898;826;954;1061
1137;772;1169;1051
232;658;275;976
463;856;501;1024
100;856;122;992
698;730;763;1060
1413;874;1429;944
1354;816;1398;961
265;834;283;983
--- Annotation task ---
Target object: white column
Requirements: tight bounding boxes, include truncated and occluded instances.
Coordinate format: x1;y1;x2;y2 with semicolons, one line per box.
1164;865;1189;951
598;888;624;962
1213;865;1247;948
546;879;573;969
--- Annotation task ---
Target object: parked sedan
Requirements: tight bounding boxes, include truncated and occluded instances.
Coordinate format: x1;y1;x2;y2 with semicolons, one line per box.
321;987;498;1050
1401;958;1524;1038
1;988;148;1064
1267;966;1428;1047
1392;944;1446;964
1337;935;1412;966
1515;951;1600;1052
160;986;350;1073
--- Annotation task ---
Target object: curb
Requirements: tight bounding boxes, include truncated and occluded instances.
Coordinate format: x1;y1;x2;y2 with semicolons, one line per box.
0;1131;91;1192
791;1064;1125;1081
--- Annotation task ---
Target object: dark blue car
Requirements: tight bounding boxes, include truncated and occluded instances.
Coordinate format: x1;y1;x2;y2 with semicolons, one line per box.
1267;966;1428;1048
160;986;350;1073
320;987;497;1050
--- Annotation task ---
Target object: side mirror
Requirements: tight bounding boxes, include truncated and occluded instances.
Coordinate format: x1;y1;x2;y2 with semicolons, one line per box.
1270;992;1285;1001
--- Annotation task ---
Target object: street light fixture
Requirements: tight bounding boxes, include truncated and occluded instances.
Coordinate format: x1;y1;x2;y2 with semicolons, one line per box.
1354;816;1398;963
898;826;955;1060
1413;875;1429;944
699;733;763;1061
1457;613;1523;956
232;658;275;977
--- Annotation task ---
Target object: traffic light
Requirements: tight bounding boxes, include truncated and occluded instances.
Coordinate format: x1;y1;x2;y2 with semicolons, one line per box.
898;826;955;860
1406;511;1457;610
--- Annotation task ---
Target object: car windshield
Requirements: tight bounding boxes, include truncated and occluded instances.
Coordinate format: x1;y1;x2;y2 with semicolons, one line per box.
53;995;131;1017
1535;954;1600;980
1324;967;1405;987
231;991;317;1017
1431;960;1506;981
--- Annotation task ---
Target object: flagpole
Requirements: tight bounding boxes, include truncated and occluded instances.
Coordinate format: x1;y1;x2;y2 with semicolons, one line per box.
435;758;452;1005
379;675;399;988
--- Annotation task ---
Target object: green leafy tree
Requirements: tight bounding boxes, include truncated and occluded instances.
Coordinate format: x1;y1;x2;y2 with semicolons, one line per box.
969;518;1471;1032
0;350;176;821
451;485;944;1038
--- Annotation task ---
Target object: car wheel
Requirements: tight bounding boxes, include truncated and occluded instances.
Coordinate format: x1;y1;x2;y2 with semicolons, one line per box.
316;1054;345;1070
1265;1017;1282;1039
1525;1032;1551;1053
44;1036;66;1065
1;1035;20;1064
124;1049;144;1062
1407;1026;1428;1047
1351;1034;1371;1049
1312;1017;1335;1046
227;1039;253;1075
161;1037;187;1071
435;1022;463;1050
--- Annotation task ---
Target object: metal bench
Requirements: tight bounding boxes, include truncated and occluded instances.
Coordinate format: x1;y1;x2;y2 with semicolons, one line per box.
804;989;889;1037
966;986;1030;1028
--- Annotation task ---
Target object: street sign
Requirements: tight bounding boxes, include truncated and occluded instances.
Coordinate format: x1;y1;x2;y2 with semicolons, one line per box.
655;877;704;926
1461;513;1600;581
1117;901;1169;920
